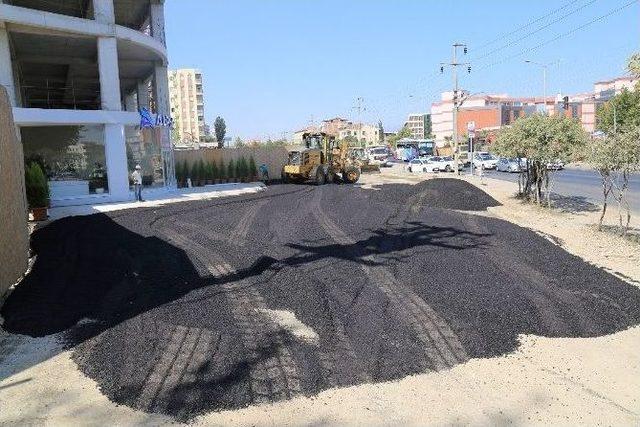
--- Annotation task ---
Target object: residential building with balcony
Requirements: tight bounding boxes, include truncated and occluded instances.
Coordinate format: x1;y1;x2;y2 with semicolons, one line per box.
0;0;174;206
169;68;206;144
404;113;431;139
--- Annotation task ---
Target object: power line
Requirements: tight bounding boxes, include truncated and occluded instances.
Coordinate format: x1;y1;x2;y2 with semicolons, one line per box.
474;0;582;51
476;0;639;72
471;0;598;62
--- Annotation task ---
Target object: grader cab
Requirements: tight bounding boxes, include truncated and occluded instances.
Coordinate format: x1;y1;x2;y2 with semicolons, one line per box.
281;132;361;184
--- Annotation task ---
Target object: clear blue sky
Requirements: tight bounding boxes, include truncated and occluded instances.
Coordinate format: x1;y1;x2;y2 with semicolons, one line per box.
165;0;640;140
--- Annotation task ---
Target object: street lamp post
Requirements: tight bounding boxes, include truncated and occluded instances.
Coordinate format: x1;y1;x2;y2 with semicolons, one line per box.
524;60;549;113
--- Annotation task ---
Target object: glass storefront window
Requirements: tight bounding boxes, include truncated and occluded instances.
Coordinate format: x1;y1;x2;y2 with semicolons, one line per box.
125;126;165;188
21;125;108;198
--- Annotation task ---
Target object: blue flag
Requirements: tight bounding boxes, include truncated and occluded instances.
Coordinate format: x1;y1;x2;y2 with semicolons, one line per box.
139;108;154;128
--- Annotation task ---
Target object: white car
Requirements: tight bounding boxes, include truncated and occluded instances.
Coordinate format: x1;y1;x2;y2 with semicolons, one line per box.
473;153;498;170
496;157;522;173
407;158;439;173
425;156;457;172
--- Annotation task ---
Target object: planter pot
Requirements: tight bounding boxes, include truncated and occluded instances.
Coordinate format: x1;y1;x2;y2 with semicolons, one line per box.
95;188;105;194
31;207;48;221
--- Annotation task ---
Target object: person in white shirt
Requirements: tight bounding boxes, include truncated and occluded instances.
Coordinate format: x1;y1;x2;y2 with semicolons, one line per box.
132;164;143;202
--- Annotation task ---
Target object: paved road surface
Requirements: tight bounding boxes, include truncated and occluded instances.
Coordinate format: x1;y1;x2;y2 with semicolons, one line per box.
481;167;640;214
3;179;640;420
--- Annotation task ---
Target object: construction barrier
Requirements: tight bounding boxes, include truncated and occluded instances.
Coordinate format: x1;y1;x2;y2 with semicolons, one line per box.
0;86;29;297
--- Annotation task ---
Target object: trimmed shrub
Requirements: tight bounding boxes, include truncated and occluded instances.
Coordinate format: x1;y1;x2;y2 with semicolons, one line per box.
227;158;236;179
211;160;219;180
25;162;50;209
197;159;206;185
248;156;257;178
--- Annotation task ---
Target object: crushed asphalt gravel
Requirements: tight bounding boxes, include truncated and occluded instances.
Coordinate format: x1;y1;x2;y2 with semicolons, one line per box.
2;178;640;420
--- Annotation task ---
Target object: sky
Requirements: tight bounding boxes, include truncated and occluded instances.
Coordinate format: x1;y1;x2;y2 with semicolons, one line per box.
165;0;640;140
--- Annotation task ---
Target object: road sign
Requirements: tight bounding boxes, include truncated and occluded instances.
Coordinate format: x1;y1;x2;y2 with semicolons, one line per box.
467;121;476;132
468;130;475;139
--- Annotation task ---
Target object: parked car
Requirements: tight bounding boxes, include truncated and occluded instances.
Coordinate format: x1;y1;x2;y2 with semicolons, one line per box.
496;157;522;173
472;152;498;170
547;160;565;170
407;158;439;173
424;156;456;172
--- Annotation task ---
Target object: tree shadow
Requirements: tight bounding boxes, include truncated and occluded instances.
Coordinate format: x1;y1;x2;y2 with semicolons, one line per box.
547;193;600;213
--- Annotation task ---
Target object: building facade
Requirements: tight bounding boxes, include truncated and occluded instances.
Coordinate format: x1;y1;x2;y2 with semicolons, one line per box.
169;68;206;144
337;122;381;145
0;0;174;207
404;113;431;139
430;74;638;147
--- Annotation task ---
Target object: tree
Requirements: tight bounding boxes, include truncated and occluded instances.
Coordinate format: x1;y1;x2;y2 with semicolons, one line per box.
596;88;640;135
378;120;384;143
387;125;412;148
234;137;245;148
493;114;588;206
608;126;640;234
627;52;640;78
214;116;226;148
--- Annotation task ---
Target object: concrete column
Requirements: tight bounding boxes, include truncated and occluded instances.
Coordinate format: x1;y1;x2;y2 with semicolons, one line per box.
93;0;115;24
97;37;121;111
153;64;170;115
150;1;166;46
0;23;16;107
124;91;137;112
104;124;130;200
137;80;150;110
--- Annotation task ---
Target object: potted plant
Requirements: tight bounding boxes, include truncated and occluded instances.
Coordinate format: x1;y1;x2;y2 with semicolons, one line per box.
227;158;236;183
25;162;50;221
248;156;258;181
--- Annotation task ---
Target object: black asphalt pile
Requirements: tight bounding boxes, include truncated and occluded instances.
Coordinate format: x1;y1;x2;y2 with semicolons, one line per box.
364;178;501;211
3;181;640;420
0;214;205;337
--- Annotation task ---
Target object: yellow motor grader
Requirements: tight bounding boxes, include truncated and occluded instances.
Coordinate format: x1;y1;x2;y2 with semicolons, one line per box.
281;132;361;184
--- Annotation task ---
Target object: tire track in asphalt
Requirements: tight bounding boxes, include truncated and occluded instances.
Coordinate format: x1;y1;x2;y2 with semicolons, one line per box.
258;186;373;387
134;324;218;413
312;188;469;371
157;225;303;405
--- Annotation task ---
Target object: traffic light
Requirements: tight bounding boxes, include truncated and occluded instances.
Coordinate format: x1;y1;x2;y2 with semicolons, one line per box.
463;46;468;55
467;65;471;73
563;96;569;110
440;66;444;74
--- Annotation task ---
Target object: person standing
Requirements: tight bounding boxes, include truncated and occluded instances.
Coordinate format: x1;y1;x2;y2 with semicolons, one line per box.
132;164;144;202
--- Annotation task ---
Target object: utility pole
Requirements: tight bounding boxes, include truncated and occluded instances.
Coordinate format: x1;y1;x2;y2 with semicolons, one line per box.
353;97;366;147
441;43;469;174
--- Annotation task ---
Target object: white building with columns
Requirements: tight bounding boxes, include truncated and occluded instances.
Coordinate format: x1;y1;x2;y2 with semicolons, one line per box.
0;0;174;206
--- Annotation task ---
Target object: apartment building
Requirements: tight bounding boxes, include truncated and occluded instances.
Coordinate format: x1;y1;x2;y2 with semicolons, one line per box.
404;113;431;139
430;74;638;146
0;0;174;206
169;68;206;144
338;122;381;145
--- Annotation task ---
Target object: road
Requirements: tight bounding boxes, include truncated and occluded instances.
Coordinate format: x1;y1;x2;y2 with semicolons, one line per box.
2;179;640;421
481;167;640;214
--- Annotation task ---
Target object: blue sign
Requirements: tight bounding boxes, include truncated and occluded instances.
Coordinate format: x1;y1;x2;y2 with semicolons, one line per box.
139;107;174;129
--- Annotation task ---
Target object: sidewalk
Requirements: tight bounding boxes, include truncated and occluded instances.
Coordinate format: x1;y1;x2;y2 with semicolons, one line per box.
47;182;266;221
